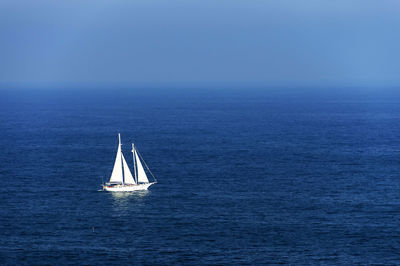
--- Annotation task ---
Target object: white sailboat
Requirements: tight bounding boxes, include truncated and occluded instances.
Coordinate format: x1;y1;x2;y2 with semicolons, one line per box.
103;134;157;192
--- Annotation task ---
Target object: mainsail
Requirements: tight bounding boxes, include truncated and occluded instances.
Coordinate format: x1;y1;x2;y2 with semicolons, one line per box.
135;150;149;183
109;141;123;183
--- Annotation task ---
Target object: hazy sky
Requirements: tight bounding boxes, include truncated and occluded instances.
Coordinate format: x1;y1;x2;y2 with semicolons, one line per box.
0;0;399;89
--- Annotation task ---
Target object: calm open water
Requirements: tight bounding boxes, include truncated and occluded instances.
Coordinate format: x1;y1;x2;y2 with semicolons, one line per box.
1;89;400;264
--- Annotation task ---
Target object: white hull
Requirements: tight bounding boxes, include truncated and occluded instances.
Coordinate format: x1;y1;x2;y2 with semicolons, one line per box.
103;182;155;192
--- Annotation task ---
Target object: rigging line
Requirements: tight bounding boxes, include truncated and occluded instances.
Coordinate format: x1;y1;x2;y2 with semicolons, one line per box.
136;148;157;183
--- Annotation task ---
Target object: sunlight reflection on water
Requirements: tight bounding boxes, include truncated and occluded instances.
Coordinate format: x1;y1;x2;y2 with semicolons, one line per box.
109;191;150;213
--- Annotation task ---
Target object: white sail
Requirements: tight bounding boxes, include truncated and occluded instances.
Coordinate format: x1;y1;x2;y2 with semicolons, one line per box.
135;151;149;183
109;143;123;183
122;153;136;184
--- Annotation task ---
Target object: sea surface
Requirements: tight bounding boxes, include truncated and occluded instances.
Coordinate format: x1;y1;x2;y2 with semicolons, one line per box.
1;88;400;264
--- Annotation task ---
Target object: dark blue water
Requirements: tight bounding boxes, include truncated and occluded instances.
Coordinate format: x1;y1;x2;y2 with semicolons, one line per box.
1;89;400;264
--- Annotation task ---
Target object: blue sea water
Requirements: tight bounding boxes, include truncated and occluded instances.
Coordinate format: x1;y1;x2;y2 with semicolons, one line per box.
1;88;400;264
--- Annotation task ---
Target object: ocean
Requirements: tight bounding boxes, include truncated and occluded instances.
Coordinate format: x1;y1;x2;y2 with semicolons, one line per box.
1;88;400;264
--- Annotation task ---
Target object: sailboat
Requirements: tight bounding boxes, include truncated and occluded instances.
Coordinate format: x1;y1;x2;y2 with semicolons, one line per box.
103;134;157;192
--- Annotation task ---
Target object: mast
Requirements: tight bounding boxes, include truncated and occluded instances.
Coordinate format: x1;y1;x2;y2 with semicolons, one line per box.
132;143;137;184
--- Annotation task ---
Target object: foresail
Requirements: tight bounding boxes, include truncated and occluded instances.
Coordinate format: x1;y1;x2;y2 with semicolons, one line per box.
135;151;149;183
109;145;123;183
122;153;136;184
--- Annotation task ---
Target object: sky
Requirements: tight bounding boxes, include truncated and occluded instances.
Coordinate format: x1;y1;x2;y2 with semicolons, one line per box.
0;0;399;89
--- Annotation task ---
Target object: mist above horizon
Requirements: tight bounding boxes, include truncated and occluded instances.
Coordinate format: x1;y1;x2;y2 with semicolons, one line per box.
0;0;399;90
